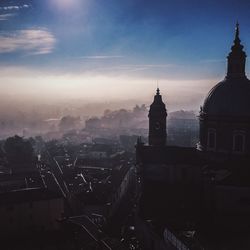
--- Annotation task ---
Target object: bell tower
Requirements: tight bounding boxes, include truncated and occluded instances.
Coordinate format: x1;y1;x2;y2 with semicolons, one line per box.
148;88;167;146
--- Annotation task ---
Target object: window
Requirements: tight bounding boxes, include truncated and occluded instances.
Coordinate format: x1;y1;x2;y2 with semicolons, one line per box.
233;132;245;153
207;129;216;150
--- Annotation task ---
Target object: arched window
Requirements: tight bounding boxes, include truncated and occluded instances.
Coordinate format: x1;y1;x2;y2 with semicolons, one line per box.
233;132;245;153
207;129;216;150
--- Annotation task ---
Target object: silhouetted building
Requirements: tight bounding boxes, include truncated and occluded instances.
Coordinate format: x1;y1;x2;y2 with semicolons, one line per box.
136;24;250;250
199;23;250;158
0;188;64;237
137;88;202;225
148;88;167;146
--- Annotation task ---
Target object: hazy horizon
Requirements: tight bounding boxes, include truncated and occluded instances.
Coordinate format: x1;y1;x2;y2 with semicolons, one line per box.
0;64;222;114
1;0;250;116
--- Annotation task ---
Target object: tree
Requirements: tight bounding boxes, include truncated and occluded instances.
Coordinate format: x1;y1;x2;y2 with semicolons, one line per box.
59;116;81;131
4;135;35;166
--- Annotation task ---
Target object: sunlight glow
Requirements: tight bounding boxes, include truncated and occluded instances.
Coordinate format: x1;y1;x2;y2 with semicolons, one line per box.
48;0;82;11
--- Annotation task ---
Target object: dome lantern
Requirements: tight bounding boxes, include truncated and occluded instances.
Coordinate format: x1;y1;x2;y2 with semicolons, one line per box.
226;22;247;79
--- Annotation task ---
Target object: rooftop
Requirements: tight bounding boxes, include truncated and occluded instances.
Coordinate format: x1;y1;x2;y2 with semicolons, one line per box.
0;187;63;205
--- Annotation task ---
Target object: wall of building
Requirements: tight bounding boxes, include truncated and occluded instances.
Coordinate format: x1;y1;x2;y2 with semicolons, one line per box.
109;166;135;217
199;117;250;155
202;182;250;231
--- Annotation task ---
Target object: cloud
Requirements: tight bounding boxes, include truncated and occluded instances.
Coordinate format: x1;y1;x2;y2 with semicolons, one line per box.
0;29;56;55
0;4;31;11
0;65;217;111
0;3;31;21
0;13;16;21
77;55;124;59
92;64;175;74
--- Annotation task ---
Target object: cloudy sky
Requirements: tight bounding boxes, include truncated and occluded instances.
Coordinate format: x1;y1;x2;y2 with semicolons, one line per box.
1;0;250;111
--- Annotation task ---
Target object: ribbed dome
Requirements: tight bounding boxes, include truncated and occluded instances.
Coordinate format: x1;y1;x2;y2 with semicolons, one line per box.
203;77;250;117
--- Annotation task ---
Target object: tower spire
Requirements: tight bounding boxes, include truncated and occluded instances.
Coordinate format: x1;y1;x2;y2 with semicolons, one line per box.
235;21;240;42
226;22;247;79
156;80;160;95
148;88;167;146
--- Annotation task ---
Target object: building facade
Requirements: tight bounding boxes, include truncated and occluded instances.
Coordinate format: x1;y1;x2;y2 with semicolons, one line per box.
136;24;250;249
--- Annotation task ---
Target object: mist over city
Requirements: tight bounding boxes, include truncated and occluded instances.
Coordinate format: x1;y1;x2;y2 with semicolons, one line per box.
1;1;250;250
0;0;246;139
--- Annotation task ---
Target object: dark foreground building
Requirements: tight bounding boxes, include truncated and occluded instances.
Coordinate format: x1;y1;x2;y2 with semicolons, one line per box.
136;24;250;250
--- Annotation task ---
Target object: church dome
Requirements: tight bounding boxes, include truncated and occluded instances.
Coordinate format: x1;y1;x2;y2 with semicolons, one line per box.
199;24;250;156
202;23;250;118
203;77;250;117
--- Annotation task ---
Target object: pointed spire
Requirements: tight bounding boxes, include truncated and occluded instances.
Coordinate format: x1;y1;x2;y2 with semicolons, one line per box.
226;22;247;79
234;21;240;43
148;88;167;146
232;22;243;50
156;80;160;95
151;87;165;106
231;21;244;52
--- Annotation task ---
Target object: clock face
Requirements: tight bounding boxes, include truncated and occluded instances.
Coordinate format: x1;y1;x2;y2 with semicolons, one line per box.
155;122;160;130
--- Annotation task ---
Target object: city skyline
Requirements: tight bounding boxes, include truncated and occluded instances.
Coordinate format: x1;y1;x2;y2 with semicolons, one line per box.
1;2;250;249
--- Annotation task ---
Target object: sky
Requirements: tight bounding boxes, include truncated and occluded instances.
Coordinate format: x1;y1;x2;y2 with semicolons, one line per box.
1;0;250;112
